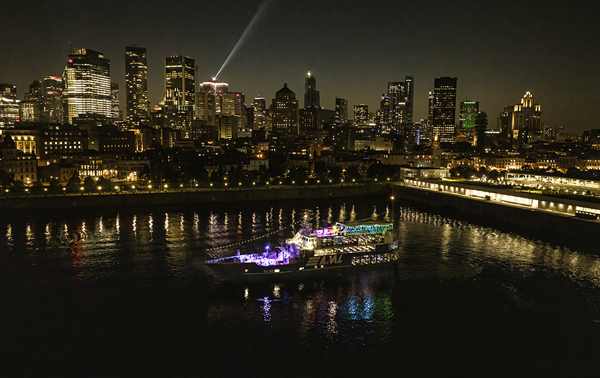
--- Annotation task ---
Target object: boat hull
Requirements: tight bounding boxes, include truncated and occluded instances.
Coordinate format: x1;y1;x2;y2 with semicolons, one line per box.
207;248;399;282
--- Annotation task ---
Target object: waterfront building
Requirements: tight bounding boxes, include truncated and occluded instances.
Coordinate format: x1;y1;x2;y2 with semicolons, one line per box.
64;48;111;125
0;133;37;184
271;83;299;140
125;46;149;125
431;77;457;143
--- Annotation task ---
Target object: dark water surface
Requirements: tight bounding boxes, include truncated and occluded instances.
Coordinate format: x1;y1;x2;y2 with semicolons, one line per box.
2;198;600;377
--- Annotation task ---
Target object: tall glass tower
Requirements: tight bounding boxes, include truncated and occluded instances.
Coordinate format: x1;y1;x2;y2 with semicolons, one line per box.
164;55;195;108
431;77;457;143
64;48;111;124
125;46;149;124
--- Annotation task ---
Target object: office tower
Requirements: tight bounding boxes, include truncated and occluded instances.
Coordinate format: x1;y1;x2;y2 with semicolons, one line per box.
459;100;479;132
387;81;405;128
380;94;391;127
164;55;195;108
507;92;543;149
222;92;245;117
111;83;121;122
125;46;149;124
353;104;369;126
64;48;111;124
21;81;43;122
474;111;488;153
335;97;348;125
404;76;414;124
431;77;457;143
42;76;65;124
271;83;299;139
304;72;320;109
253;97;266;130
196;80;229;125
0;84;20;127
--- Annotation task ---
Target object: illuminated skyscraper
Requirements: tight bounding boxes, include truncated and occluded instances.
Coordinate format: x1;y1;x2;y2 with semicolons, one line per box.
64;48;111;124
335;97;348;125
459;100;479;130
354;104;369;126
111;83;121;122
253;97;266;130
431;77;457;143
125;46;149;124
405;76;414;124
507;92;543;149
164;55;195;108
42;76;65;124
304;71;320;109
271;83;299;139
379;94;391;126
387;76;414;127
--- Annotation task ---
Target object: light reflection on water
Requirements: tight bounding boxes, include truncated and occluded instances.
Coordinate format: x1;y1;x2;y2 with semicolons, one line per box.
3;199;600;351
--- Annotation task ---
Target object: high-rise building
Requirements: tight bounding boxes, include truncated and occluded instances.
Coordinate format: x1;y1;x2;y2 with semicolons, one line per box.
196;80;229;125
506;92;543;149
222;92;245;117
404;76;414;124
335;97;348;125
459;100;479;130
111;83;121;122
354;104;369;126
431;77;457;143
271;83;299;139
379;94;391;127
474;111;488;153
20;81;43;122
164;55;195;108
125;46;149;125
387;76;413;127
42;76;65;124
64;48;111;124
253;97;266;130
0;84;21;128
304;71;320;109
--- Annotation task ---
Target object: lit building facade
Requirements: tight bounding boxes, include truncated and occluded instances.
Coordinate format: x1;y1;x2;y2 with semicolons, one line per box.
164;55;195;108
42;76;65;124
304;72;320;109
271;83;299;139
111;83;121;122
354;104;369;126
506;92;543;149
431;77;457;143
125;46;149;125
0;84;20;128
64;48;111;124
253;97;266;130
335;97;348;125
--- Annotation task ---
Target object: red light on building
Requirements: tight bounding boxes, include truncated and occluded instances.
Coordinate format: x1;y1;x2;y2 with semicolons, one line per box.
68;59;73;63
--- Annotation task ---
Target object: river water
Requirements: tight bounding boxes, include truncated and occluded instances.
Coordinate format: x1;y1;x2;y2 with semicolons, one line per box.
1;197;600;377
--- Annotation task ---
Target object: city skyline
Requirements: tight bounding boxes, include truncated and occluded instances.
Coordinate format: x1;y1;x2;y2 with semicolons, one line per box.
1;0;598;133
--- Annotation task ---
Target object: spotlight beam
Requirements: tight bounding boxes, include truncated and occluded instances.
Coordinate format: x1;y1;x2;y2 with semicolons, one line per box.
214;0;274;79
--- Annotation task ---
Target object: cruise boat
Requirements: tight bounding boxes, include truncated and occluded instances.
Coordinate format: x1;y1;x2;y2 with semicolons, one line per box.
205;220;399;280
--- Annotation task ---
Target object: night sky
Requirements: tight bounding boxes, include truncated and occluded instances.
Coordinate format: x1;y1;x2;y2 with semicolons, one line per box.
3;0;599;133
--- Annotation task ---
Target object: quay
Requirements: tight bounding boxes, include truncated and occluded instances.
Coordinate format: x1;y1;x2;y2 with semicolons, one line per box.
393;178;599;253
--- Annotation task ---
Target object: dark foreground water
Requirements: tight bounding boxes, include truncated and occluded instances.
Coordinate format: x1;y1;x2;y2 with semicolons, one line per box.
1;197;600;377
